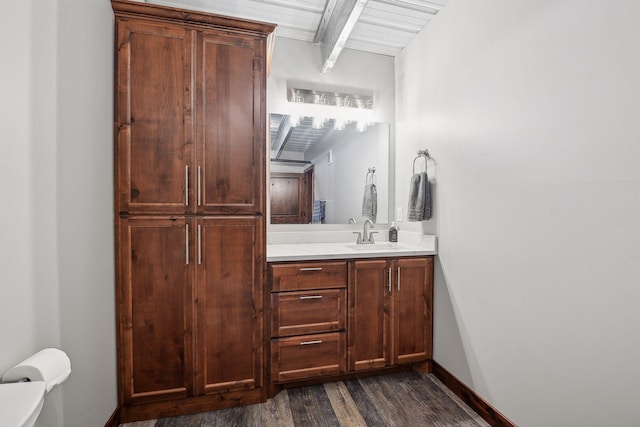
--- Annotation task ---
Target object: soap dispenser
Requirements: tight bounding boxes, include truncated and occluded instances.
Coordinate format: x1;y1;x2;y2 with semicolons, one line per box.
389;222;398;242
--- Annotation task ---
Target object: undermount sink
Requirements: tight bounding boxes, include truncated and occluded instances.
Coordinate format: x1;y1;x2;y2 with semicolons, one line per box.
346;242;403;251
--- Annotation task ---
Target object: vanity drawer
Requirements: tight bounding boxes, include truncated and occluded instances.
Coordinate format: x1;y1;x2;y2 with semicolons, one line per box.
271;289;346;337
270;261;347;291
271;332;346;383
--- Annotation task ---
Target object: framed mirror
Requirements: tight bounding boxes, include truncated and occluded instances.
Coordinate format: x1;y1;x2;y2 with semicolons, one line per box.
269;113;391;225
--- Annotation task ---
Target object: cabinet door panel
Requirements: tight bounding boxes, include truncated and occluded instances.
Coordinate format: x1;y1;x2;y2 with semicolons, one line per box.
118;217;194;403
115;20;194;214
196;217;263;394
394;257;433;364
348;260;391;371
197;32;264;213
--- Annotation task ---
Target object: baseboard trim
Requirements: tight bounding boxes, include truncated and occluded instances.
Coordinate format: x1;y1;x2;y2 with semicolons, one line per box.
104;406;121;427
432;361;516;427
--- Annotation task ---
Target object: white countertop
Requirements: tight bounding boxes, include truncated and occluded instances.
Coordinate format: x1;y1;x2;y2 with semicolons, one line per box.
267;235;437;262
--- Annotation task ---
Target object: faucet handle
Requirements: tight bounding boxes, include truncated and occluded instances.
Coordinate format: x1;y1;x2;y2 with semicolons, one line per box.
367;231;378;243
352;232;362;244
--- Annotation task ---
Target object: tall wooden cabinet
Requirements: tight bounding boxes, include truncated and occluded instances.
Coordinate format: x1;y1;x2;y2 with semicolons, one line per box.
112;1;275;422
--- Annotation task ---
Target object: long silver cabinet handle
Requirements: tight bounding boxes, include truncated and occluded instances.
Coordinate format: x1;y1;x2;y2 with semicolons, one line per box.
197;224;202;265
185;165;189;206
397;267;401;291
388;268;392;292
299;295;323;300
300;267;322;272
299;340;323;346
197;166;202;206
185;224;189;265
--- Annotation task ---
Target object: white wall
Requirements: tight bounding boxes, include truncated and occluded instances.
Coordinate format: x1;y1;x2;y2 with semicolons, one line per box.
0;1;64;425
0;0;39;378
0;1;116;426
57;0;116;426
268;37;395;124
396;0;640;426
312;124;389;224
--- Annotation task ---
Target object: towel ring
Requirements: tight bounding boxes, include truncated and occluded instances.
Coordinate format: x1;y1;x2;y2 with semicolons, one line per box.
412;150;431;174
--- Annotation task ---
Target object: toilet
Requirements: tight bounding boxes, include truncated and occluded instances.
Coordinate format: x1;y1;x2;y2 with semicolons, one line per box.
0;381;46;427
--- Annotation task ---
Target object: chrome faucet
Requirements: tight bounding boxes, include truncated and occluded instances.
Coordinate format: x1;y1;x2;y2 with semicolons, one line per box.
353;219;378;244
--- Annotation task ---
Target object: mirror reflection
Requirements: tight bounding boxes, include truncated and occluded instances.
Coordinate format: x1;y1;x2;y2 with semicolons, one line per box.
269;113;389;225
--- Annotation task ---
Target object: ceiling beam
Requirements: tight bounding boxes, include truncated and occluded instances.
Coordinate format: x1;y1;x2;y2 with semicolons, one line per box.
272;116;295;160
314;0;339;43
317;0;370;74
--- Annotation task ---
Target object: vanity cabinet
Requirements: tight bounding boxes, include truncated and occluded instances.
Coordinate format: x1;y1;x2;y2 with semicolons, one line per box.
349;257;433;371
268;256;433;387
112;1;274;422
269;262;348;383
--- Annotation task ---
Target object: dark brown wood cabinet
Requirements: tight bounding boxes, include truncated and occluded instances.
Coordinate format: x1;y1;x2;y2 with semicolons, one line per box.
348;257;433;371
115;18;193;215
195;31;265;215
112;1;274;422
196;217;264;396
394;257;433;365
269;172;313;224
117;217;195;404
268;256;433;389
269;262;348;383
115;7;266;216
348;259;392;371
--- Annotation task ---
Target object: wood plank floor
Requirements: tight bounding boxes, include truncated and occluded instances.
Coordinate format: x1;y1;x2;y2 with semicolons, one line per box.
121;372;490;427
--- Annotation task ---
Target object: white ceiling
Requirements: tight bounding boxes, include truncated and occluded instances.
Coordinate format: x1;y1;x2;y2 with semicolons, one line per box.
145;0;449;57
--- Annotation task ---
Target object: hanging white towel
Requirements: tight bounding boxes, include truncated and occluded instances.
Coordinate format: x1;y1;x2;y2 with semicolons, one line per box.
407;172;431;221
361;184;377;223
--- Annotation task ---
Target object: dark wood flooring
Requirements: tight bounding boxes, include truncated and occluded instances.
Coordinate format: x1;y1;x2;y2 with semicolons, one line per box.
121;372;489;427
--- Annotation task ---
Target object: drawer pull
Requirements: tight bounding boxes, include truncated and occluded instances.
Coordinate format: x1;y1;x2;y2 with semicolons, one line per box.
299;340;323;346
299;267;323;272
299;295;323;300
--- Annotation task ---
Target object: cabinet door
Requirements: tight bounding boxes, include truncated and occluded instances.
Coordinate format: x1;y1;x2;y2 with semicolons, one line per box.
196;217;264;395
270;173;311;224
117;217;195;404
393;257;433;365
115;19;195;214
348;260;391;371
196;32;265;214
